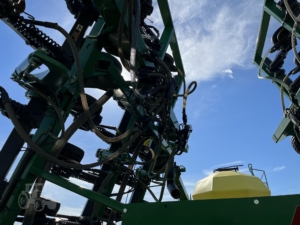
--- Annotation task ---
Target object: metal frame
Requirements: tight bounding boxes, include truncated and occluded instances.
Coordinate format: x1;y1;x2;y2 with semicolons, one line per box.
253;0;300;142
0;0;189;224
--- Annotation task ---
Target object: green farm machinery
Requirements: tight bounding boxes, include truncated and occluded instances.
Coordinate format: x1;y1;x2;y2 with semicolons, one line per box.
0;0;300;224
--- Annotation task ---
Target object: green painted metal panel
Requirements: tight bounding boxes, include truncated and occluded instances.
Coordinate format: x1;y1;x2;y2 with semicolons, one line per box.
123;195;300;225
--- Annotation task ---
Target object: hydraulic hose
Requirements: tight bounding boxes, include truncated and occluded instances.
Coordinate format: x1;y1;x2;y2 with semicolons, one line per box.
166;162;180;199
5;97;140;169
128;0;133;44
258;48;295;116
117;0;130;72
148;73;167;78
292;15;300;64
126;136;161;166
280;70;293;114
0;87;136;169
156;58;172;81
258;48;291;91
148;96;164;113
22;19;134;143
54;24;134;143
283;0;300;25
130;0;148;99
157;155;174;202
16;80;65;140
182;81;197;125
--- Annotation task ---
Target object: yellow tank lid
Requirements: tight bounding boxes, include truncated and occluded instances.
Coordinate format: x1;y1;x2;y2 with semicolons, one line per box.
192;171;271;200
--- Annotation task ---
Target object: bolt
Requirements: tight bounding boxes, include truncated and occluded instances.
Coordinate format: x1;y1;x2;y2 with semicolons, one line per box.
123;208;128;213
254;199;259;205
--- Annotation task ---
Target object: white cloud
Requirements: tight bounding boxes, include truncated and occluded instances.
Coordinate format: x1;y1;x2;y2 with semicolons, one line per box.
223;69;233;74
273;166;286;172
223;69;234;78
168;0;262;82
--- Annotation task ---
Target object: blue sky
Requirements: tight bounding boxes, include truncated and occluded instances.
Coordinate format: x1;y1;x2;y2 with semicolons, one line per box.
1;0;299;221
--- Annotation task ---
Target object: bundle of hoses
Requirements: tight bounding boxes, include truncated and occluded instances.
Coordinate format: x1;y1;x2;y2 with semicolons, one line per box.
258;0;300;116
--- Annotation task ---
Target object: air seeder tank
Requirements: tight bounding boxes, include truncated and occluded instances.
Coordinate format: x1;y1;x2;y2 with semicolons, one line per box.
192;171;271;200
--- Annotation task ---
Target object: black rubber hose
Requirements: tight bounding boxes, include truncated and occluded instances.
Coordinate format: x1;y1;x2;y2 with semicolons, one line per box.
25;20;134;143
1;87;134;169
54;24;134;143
117;0;130;72
128;0;133;44
182;81;197;125
130;0;147;99
166;162;180;199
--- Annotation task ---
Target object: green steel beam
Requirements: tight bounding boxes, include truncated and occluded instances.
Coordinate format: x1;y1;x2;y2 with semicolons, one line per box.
253;7;270;64
30;167;125;213
158;27;175;59
273;117;294;143
157;0;174;28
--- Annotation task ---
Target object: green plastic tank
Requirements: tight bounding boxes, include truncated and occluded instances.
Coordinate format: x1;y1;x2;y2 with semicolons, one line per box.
192;171;271;200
